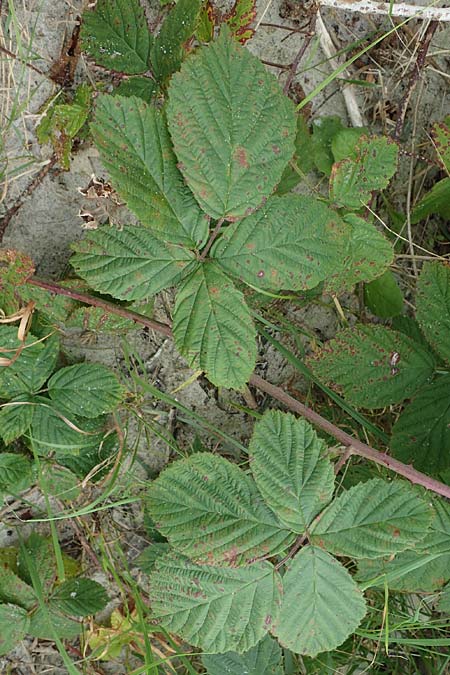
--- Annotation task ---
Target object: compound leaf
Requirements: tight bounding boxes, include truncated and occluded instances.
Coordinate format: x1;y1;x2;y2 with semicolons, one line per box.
51;578;108;616
330;136;398;209
71;226;197;301
311;479;432;559
173;264;256;389
91;95;209;246
167;27;296;220
0;328;59;398
48;363;123;419
202;634;283;675
391;376;450;474
309;325;435;408
0;396;34;444
273;546;366;657
248;410;334;533
81;0;152;74
416;261;450;364
146;452;293;565
149;552;281;653
212;195;349;291
0;604;30;656
151;0;202;83
326;214;393;293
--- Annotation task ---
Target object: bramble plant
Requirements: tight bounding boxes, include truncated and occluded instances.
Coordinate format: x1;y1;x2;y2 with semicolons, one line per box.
142;409;440;657
69;21;398;390
1;0;450;670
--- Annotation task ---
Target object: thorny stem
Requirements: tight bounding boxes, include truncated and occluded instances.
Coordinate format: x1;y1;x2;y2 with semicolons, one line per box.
198;218;225;261
283;14;317;95
393;21;439;141
250;374;450;500
24;276;450;500
27;278;172;336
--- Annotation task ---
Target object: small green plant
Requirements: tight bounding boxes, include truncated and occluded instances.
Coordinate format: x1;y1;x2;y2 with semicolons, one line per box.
37;84;93;170
0;533;108;656
309;260;450;478
68;25;398;390
139;409;447;659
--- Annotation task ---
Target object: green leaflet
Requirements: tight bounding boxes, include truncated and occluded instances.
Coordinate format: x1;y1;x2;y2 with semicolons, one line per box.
356;498;450;592
29;399;107;456
39;464;81;502
0;564;36;610
136;543;171;574
37;85;92;170
311;116;345;175
51;578;109;616
248;410;334;532
81;0;152;74
48;363;123;418
311;478;432;559
212;195;349;291
71;226;197;301
411;178;450;223
114;77;158;103
330;136;399;209
277;114;314;195
28;606;81;640
273;546;367;657
364;269;404;318
91;95;209;247
167;27;296;219
151;0;202;83
416;261;450;364
0;453;33;496
309;325;435;408
331;127;369;162
0;396;34;444
391;376;450;474
18;534;57;592
0;604;30;656
173;264;257;389
146;452;293;565
202;635;283;675
149;552;282;653
0;328;59;398
325;214;394;293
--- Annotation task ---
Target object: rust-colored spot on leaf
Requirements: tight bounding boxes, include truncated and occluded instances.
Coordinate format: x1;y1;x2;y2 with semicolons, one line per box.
234;146;249;168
